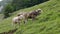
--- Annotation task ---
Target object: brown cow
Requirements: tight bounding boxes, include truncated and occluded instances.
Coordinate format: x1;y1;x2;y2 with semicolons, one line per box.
27;9;42;20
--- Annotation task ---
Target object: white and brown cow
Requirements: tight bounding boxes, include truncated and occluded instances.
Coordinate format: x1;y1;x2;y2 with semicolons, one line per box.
12;14;25;27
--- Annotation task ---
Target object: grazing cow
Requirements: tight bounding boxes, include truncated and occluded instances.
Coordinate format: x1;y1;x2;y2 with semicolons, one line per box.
17;9;42;24
28;9;42;20
12;14;25;27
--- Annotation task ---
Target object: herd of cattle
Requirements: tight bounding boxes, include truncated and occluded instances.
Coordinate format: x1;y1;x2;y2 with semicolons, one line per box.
12;9;42;27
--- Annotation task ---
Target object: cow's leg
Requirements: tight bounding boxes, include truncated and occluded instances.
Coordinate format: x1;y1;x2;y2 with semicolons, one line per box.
32;15;36;21
17;21;20;28
32;17;35;21
24;20;27;24
12;22;17;28
18;21;20;26
24;18;28;24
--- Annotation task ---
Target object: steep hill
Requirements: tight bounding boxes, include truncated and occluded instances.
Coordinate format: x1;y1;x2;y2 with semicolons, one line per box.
0;0;60;34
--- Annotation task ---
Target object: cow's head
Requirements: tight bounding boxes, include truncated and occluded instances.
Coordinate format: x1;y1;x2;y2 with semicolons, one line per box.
36;9;42;15
37;9;42;12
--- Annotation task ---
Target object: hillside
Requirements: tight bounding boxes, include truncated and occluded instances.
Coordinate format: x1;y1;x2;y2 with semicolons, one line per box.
0;0;60;34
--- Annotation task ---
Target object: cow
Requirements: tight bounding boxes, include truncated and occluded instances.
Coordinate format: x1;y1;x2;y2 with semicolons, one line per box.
12;14;25;27
27;9;42;20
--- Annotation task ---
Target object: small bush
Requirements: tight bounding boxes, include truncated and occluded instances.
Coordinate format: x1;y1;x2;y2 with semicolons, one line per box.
3;4;14;18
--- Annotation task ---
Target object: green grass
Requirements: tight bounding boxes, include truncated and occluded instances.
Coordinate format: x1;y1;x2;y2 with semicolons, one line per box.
0;0;60;34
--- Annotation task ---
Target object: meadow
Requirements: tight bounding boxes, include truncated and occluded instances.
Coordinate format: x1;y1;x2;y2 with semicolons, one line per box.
0;0;60;34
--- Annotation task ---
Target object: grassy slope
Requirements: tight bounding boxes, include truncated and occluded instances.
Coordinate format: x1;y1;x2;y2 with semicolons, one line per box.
0;0;60;34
